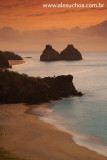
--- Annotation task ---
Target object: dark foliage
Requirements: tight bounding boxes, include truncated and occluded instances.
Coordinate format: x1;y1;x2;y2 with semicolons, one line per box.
0;52;11;68
0;70;83;104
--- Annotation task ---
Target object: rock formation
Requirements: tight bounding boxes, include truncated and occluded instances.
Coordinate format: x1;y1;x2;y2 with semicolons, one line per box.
60;44;82;60
43;75;83;99
3;51;23;60
0;70;83;104
0;51;23;69
40;45;60;61
40;44;83;61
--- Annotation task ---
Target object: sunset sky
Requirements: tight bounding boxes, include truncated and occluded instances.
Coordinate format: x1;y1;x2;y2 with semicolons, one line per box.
0;0;107;30
0;0;107;51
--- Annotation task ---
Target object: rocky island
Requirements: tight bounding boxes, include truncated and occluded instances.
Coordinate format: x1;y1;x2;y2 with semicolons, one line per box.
60;44;82;60
40;44;83;61
0;51;23;69
40;45;60;61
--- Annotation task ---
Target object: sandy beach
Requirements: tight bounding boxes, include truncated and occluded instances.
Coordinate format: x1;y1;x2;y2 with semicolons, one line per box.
8;60;25;66
0;103;107;160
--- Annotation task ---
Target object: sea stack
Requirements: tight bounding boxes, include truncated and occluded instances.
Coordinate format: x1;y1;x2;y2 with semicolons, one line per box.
60;44;82;60
40;45;60;61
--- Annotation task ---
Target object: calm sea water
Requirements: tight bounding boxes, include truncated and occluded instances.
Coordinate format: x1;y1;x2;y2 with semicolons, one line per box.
12;51;107;157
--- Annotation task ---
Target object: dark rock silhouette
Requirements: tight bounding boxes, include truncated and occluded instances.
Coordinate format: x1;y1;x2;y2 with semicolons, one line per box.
43;75;83;99
0;70;83;104
60;44;82;60
40;45;60;61
0;50;23;68
25;57;32;58
40;44;82;61
3;51;23;60
0;51;11;68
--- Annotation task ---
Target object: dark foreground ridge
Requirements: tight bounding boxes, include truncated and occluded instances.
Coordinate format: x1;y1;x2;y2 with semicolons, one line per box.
0;52;10;68
40;44;83;61
0;51;23;69
0;70;83;104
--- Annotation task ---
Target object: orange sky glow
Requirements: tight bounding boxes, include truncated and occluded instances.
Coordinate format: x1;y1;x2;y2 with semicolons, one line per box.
0;0;107;51
0;0;107;30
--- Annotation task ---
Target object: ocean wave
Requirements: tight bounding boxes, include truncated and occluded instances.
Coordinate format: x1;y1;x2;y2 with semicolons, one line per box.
31;105;107;157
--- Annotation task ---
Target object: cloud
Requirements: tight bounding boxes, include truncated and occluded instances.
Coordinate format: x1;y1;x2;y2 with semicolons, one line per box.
0;27;21;42
28;13;45;17
0;3;20;10
0;20;107;51
0;0;41;10
47;6;107;17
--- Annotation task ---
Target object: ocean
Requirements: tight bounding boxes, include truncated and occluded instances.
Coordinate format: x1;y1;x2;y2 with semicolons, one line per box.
11;51;107;157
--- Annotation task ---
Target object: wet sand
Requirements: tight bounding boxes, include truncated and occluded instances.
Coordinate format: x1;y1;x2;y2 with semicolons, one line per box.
8;60;25;66
0;103;107;160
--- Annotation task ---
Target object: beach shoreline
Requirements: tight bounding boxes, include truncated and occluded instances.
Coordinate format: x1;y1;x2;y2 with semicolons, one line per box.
0;103;107;160
8;60;25;66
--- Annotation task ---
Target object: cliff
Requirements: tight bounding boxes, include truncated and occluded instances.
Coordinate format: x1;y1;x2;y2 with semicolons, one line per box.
43;75;83;100
60;44;82;60
40;45;60;61
40;44;83;61
0;70;83;104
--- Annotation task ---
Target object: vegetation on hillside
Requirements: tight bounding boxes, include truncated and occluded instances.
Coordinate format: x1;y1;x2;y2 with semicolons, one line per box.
0;51;11;68
0;70;82;104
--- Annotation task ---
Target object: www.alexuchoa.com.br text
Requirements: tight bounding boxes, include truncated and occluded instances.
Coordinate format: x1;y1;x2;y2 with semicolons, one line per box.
43;3;104;8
